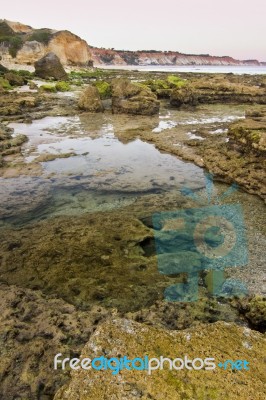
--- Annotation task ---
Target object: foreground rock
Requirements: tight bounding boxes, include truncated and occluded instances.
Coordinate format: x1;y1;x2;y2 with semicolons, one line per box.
112;78;160;115
34;52;68;80
78;85;103;112
54;318;266;400
0;283;110;400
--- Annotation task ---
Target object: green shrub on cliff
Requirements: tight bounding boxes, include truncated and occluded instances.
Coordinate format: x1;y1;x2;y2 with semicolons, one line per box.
0;35;23;58
55;81;71;92
9;36;23;58
94;80;111;99
28;30;53;45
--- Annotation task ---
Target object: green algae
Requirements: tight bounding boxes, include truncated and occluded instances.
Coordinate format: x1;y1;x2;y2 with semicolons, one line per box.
55;81;71;92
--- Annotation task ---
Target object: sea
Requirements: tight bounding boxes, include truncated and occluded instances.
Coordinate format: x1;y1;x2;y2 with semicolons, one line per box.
99;64;266;75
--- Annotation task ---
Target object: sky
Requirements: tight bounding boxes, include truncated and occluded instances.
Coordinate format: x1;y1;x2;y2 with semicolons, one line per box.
1;0;265;61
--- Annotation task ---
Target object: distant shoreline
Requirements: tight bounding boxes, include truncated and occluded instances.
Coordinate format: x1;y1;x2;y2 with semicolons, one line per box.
97;64;266;75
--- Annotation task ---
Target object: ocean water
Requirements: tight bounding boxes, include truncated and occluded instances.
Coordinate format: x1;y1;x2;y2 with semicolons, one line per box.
100;64;266;75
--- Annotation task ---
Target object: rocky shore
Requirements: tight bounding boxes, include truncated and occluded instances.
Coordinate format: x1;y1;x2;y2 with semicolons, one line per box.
0;63;265;399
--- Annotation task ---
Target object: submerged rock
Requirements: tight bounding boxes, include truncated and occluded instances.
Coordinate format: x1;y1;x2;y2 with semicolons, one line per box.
54;318;266;400
78;85;104;112
34;52;68;80
111;78;160;115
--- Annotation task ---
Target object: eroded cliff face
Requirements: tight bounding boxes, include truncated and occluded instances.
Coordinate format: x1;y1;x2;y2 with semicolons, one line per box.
47;31;93;66
0;19;93;67
91;48;262;66
0;19;263;68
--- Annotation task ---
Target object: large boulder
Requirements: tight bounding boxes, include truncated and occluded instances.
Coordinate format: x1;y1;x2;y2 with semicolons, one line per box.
78;85;103;112
54;318;266;400
111;78;160;115
34;52;67;80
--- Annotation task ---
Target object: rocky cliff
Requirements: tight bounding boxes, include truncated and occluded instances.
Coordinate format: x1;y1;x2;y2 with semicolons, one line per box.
0;19;264;68
91;47;263;66
0;19;93;67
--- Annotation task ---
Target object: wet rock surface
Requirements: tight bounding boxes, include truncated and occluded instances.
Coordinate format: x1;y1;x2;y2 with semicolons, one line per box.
0;69;265;400
111;78;160;115
0;283;111;400
54;318;266;400
78;85;103;112
0;122;27;167
228;107;266;153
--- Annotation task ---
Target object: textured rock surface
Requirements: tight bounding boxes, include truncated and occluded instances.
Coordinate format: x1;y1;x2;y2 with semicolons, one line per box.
170;85;198;107
78;85;103;112
169;77;266;106
112;78;160;115
54;318;266;400
0;283;110;400
34;52;68;80
47;31;93;66
0;122;27;166
228;108;266;153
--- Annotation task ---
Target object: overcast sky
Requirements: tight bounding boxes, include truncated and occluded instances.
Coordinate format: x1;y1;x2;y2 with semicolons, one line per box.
1;0;265;61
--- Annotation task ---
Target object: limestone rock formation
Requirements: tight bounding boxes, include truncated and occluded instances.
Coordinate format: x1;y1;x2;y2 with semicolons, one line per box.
91;47;264;67
47;31;93;66
0;19;93;67
78;85;104;112
54;318;266;400
111;78;160;115
34;52;68;80
170;85;198;107
228;108;266;153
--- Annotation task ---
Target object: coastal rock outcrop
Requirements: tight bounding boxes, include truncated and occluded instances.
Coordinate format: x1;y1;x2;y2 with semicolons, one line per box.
0;19;93;67
54;318;266;400
111;78;160;115
228;108;266;153
34;52;68;80
170;85;198;107
91;47;264;67
78;85;104;112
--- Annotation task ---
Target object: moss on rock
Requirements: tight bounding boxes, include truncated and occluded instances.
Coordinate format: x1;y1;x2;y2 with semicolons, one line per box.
55;81;71;92
94;80;111;99
54;318;266;400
